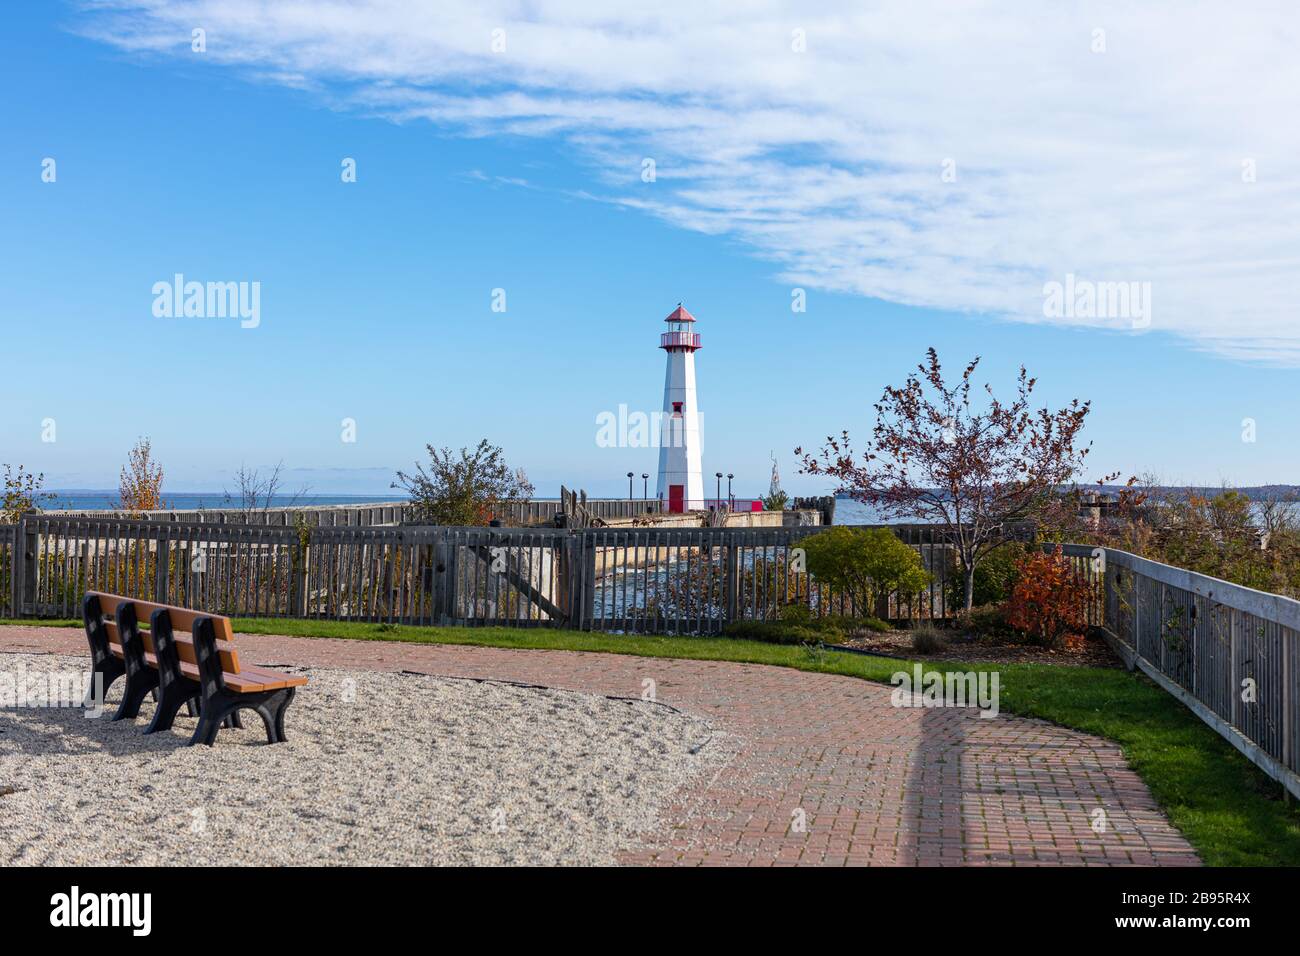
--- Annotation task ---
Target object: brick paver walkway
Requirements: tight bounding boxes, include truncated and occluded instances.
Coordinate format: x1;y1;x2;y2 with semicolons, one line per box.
0;625;1199;866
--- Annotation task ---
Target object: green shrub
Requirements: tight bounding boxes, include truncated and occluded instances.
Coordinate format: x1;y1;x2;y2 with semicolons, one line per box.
779;604;889;635
762;490;789;511
722;620;826;645
801;527;930;614
945;542;1027;611
777;603;815;626
910;625;948;655
725;609;890;644
818;614;890;634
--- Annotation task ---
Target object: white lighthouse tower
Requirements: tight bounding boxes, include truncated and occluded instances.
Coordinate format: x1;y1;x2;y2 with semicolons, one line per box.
656;304;705;512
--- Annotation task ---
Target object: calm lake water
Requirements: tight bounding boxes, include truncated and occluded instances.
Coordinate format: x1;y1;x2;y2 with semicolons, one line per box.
831;497;914;525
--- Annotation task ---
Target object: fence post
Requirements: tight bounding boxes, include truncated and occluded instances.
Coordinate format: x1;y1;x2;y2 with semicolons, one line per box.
553;533;571;626
724;541;739;627
6;524;20;617
580;534;596;630
19;518;37;617
154;528;170;603
290;532;310;617
431;534;448;625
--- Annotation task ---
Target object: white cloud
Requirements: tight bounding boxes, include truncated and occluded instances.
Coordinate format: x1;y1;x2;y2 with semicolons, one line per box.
79;0;1300;362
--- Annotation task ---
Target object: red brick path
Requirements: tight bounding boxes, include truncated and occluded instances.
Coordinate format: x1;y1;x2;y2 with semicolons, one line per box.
0;625;1199;866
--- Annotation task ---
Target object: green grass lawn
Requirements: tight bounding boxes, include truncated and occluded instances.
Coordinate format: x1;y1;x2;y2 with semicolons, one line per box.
5;614;1299;866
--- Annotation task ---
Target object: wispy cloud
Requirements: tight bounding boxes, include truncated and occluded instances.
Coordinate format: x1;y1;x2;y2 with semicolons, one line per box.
77;1;1300;362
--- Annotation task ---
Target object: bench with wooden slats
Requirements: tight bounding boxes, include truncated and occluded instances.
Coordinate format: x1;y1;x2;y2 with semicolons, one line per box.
92;594;301;693
83;592;307;746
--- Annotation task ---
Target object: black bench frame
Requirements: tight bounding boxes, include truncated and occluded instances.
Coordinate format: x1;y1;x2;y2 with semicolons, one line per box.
110;600;160;723
190;615;296;747
82;594;125;706
82;594;239;733
144;608;202;735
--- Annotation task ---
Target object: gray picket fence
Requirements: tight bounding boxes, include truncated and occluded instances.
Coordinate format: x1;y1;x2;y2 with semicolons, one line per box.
4;516;960;629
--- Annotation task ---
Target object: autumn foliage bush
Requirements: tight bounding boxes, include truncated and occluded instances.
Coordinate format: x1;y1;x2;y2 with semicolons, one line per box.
118;438;165;512
1005;546;1094;650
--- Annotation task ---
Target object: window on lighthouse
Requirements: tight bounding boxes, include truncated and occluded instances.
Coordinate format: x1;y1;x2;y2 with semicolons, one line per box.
672;402;683;417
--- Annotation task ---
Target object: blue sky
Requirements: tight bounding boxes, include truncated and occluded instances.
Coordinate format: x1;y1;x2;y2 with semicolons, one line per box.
2;3;1298;497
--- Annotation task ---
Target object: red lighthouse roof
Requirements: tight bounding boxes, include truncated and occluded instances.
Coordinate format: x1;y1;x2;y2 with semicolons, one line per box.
664;304;696;323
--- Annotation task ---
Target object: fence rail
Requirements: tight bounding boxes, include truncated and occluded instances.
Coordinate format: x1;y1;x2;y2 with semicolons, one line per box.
41;496;835;528
494;498;665;524
1059;543;1300;800
44;502;413;527
4;517;961;628
45;498;670;528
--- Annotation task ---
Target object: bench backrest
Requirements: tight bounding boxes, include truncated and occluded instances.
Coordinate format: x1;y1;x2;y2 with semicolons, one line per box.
86;592;241;674
89;592;235;642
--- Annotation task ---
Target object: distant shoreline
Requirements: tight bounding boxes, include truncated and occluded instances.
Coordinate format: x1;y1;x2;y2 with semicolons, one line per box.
835;485;1300;501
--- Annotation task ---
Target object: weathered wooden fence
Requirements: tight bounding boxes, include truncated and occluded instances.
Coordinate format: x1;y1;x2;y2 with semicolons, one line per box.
1059;543;1300;800
5;517;959;629
47;497;666;528
44;502;412;527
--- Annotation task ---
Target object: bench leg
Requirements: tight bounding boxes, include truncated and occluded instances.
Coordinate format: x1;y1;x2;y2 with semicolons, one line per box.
272;687;296;743
249;688;294;744
86;656;125;708
188;689;291;746
250;688;296;744
189;695;241;747
190;713;224;747
113;669;160;722
144;683;199;735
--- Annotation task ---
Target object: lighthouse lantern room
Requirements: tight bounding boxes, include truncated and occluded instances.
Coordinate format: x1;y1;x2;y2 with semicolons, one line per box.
656;304;705;512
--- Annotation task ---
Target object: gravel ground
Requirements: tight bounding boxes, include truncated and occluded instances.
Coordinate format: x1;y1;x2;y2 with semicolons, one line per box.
0;653;725;866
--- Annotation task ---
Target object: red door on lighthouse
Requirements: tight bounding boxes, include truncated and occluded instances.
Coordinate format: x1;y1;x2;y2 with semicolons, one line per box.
668;485;685;513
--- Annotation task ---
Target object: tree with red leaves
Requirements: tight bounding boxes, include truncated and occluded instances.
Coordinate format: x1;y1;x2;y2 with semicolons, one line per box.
797;348;1099;610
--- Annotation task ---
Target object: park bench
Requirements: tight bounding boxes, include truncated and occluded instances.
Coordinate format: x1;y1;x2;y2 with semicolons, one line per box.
82;592;307;746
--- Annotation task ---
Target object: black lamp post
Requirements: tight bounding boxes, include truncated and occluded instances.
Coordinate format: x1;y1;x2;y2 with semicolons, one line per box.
641;473;649;499
715;472;722;505
727;473;734;509
626;472;634;501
